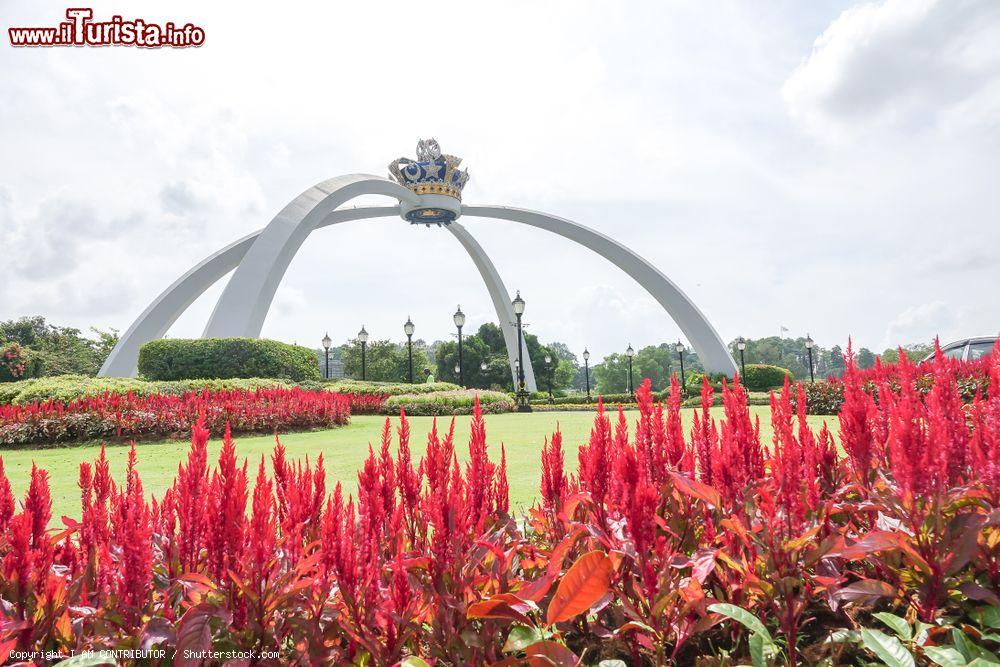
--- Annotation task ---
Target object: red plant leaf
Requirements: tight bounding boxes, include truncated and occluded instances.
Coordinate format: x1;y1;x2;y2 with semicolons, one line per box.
467;596;533;625
547;551;614;625
831;579;897;604
518;573;557;602
668;471;721;509
174;603;217;667
828;530;904;560
524;640;580;666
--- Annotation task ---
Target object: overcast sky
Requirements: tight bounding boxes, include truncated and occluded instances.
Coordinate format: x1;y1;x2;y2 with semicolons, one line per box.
1;0;998;362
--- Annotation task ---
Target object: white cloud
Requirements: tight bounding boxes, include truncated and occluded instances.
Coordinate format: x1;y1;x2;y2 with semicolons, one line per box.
782;0;1000;141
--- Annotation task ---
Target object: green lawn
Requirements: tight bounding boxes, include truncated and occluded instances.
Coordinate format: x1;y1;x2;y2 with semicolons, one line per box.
2;407;838;520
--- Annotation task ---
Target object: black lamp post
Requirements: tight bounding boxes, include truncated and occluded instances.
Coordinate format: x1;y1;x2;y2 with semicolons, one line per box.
511;291;530;412
583;348;591;402
544;353;553;399
805;333;815;383
357;326;368;381
453;305;465;386
737;336;747;380
322;332;332;380
625;344;635;394
404;317;415;383
675;340;686;396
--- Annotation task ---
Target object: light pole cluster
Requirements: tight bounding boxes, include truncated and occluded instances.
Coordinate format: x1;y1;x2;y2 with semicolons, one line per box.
322;309;818;399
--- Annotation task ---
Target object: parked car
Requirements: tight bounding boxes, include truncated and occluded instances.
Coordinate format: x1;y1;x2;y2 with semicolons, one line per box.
920;335;997;364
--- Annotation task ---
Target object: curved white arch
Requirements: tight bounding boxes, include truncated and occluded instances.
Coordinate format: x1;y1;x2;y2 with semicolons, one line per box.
462;205;738;376
99;206;401;377
100;176;735;383
204;174;418;338
447;222;537;392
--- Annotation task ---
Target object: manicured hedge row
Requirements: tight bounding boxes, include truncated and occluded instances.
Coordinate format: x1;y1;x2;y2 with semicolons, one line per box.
301;379;461;396
137;338;320;382
0;375;295;406
383;389;515;416
530;391;772;411
741;363;794;390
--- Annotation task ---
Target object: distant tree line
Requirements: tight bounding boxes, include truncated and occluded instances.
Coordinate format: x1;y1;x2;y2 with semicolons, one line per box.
0;316;118;379
1;314;938;392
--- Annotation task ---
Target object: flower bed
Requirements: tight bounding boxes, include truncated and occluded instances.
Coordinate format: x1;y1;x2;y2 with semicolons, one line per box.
383;388;515;415
800;341;996;415
0;387;373;446
0;351;997;664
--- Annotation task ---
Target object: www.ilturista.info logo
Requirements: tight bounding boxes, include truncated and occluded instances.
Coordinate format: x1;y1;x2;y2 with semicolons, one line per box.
8;8;205;48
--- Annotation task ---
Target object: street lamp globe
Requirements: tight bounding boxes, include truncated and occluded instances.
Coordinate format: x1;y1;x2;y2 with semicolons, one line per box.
322;333;331;350
511;291;525;316
454;363;461;374
544;354;552;364
626;344;635;358
582;348;590;362
357;326;369;343
805;334;814;349
453;305;466;329
737;337;746;351
675;341;685;354
480;361;488;371
404;317;415;337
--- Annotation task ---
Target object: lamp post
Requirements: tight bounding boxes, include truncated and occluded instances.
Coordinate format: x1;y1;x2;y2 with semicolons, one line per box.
453;305;466;386
583;348;591;402
511;291;530;412
357;326;369;381
805;333;815;383
736;336;747;381
625;344;635;394
322;332;332;380
404;317;415;383
544;353;553;399
675;340;686;397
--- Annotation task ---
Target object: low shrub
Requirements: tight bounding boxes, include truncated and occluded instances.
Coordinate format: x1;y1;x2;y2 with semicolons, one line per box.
740;363;793;390
0;387;357;446
384;389;515;415
310;379;461;397
0;374;296;406
137;338;320;382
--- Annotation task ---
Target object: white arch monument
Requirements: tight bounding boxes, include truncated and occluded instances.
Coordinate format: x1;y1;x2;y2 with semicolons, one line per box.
100;140;738;387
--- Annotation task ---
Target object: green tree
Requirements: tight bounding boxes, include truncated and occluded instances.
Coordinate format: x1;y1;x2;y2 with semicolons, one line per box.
593;353;629;394
856;347;877;370
0;315;119;377
342;338;430;383
435;336;508;389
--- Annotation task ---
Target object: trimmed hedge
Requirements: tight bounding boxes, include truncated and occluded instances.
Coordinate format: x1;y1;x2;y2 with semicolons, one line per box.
383;389;515;416
740;364;793;391
138;338;321;382
0;375;296;406
304;379;461;397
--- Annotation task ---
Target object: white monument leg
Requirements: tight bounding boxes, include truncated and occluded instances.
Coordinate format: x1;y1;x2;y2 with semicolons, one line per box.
462;206;738;376
203;175;417;338
447;222;537;392
99;205;401;377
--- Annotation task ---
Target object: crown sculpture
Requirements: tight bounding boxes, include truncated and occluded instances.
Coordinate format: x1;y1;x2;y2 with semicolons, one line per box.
389;138;469;225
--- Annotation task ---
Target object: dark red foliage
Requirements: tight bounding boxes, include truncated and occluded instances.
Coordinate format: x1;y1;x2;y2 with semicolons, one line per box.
0;348;997;665
0;386;372;446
